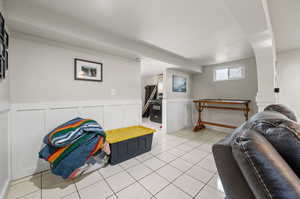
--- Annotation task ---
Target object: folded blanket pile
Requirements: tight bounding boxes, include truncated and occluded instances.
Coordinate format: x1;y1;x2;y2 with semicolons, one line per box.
39;117;106;179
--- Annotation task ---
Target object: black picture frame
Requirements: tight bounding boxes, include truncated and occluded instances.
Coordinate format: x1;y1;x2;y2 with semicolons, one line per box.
74;58;103;82
0;13;4;39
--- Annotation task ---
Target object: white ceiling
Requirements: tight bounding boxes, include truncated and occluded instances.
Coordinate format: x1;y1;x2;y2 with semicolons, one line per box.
268;0;300;52
5;0;256;68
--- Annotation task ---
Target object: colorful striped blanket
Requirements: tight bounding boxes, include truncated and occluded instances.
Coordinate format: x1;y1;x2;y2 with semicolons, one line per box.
39;118;106;179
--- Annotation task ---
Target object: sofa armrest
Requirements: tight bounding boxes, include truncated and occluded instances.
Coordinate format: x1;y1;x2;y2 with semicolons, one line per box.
232;130;300;199
213;135;256;199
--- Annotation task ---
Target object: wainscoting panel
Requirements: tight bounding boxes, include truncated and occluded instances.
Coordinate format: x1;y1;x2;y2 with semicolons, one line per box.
0;105;10;199
11;109;47;181
46;108;79;132
79;106;104;127
164;99;193;133
10;100;141;180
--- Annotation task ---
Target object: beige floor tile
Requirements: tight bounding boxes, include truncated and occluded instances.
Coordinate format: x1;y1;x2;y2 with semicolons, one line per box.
61;192;81;199
117;182;152;199
17;191;41;199
79;180;113;199
74;171;103;190
208;175;224;193
195;185;225;199
127;164;153;180
155;184;191;199
155;152;177;163
168;148;186;157
136;152;154;162
181;149;209;164
42;171;72;189
155;165;182;182
106;171;135;192
42;183;76;199
169;158;193;172
173;174;205;197
10;173;41;186
197;155;217;172
197;143;213;153
139;172;169;194
120;158;140;170
143;157;166;170
186;166;214;183
177;144;195;152
98;165;123;179
7;175;41;198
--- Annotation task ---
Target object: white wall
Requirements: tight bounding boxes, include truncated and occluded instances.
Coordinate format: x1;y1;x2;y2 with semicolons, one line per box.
9;32;141;103
277;49;300;118
191;58;258;132
163;69;193;133
0;1;11;198
8;32;143;180
0;107;10;199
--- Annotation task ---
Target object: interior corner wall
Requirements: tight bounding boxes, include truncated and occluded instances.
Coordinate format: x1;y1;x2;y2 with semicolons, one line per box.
277;49;300;118
191;58;258;133
9;33;141;103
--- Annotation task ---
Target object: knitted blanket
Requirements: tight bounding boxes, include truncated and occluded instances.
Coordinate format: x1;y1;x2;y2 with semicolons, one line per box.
39;118;106;179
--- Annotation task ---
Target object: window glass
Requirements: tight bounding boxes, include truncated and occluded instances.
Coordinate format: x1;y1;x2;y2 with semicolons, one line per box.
214;68;228;81
229;67;243;79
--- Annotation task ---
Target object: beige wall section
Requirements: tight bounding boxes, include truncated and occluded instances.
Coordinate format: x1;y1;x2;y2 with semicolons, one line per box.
277;49;300;118
191;58;258;132
9;32;141;103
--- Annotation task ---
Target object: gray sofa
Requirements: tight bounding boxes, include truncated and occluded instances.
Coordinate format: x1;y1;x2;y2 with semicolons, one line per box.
213;104;300;199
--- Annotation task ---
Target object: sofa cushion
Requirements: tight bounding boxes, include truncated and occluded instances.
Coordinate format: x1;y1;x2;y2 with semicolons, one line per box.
264;104;297;122
246;111;300;177
232;130;300;199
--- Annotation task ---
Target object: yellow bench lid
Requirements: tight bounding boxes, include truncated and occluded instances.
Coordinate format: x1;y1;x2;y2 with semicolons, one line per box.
105;125;156;144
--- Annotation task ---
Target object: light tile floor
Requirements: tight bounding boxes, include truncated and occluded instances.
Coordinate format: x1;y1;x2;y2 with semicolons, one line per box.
6;128;227;199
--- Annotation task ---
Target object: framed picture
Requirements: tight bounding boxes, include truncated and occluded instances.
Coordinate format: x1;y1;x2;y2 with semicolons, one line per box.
172;75;187;92
74;58;103;82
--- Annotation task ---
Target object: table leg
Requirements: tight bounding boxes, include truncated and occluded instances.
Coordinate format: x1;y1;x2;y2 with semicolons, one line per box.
193;102;205;132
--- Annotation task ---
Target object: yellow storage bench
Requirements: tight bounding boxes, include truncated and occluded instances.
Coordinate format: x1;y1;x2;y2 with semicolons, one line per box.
106;126;156;165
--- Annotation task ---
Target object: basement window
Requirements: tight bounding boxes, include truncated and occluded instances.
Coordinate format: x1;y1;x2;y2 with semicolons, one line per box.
214;66;245;81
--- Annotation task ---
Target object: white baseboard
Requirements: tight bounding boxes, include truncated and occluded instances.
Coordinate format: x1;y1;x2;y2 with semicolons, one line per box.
0;180;10;199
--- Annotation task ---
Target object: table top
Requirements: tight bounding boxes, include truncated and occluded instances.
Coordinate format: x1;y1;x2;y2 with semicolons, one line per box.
193;99;251;105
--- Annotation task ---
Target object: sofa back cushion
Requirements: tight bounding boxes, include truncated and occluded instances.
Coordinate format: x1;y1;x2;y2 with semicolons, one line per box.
246;111;300;177
264;104;297;122
232;130;300;199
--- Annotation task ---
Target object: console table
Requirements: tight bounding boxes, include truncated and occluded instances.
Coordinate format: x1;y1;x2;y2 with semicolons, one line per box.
193;99;251;132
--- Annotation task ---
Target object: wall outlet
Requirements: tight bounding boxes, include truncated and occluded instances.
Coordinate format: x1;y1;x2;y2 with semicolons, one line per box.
111;89;117;96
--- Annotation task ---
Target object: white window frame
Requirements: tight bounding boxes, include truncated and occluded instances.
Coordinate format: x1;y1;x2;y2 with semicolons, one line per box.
214;66;245;82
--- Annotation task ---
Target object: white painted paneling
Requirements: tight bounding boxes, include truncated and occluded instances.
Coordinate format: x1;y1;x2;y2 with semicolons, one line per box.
103;105;124;130
0;108;9;199
46;108;79;132
10;100;141;179
164;100;193;133
11;109;47;179
79;106;104;128
123;105;141;127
